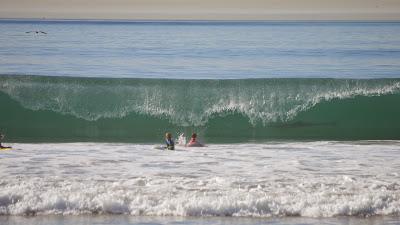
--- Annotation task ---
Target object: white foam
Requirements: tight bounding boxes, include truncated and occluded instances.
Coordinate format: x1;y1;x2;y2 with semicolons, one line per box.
1;142;400;217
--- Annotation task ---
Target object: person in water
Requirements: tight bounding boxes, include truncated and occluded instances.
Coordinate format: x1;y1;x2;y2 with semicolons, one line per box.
0;133;11;149
165;132;175;150
187;133;204;147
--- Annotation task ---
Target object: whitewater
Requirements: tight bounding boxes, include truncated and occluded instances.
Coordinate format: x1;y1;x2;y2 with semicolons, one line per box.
1;141;400;219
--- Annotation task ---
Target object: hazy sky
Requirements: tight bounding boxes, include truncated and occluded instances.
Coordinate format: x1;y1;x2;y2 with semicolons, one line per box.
1;0;399;20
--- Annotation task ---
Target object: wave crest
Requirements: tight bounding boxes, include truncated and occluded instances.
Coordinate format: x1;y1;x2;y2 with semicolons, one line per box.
1;75;399;127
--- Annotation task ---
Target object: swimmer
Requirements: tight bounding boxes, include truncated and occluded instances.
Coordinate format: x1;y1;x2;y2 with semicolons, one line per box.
0;133;11;149
165;132;175;150
186;133;204;147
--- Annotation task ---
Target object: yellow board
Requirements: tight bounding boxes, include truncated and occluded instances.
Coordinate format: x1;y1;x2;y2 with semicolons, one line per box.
0;147;12;150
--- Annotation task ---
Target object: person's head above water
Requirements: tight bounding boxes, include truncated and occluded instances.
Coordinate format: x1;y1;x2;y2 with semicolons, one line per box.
165;132;172;139
191;133;197;139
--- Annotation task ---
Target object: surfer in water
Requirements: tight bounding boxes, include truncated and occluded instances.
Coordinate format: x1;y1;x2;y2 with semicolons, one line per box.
0;133;11;149
165;132;175;150
187;133;204;147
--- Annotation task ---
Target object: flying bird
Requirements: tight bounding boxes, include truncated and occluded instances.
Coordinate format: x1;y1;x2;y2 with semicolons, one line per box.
26;31;47;34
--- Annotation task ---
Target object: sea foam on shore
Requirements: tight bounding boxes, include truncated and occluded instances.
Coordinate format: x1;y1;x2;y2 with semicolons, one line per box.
0;142;399;217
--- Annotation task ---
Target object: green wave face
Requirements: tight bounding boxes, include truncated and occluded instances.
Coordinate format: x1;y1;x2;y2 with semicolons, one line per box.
1;75;400;142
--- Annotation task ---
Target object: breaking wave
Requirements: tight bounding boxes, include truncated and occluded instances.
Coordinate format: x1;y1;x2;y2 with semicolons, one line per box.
1;75;400;142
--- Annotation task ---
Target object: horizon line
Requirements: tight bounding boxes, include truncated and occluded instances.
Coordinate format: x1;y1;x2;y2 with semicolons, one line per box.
1;18;400;23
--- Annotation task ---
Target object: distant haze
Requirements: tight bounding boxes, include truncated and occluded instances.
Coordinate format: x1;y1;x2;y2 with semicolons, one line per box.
1;0;399;20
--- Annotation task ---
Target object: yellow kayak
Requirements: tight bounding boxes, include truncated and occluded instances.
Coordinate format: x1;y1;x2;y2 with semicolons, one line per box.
0;147;12;150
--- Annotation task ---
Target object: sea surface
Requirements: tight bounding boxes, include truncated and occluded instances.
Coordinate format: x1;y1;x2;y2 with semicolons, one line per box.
0;20;400;224
1;20;400;79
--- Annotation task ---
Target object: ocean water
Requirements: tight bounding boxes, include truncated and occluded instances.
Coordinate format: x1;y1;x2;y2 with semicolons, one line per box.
0;20;400;79
1;20;400;224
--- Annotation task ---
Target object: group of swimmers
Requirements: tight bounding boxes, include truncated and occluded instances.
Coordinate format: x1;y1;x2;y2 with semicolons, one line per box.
165;132;204;150
1;131;199;150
